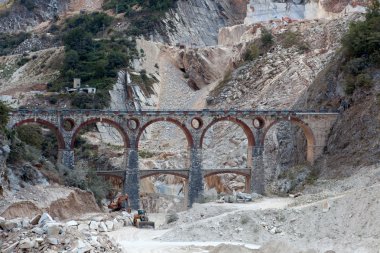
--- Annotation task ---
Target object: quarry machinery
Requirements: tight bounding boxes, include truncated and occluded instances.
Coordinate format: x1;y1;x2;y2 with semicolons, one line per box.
133;209;155;229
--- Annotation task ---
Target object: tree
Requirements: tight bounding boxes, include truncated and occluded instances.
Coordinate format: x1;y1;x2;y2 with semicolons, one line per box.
0;102;10;130
342;0;380;61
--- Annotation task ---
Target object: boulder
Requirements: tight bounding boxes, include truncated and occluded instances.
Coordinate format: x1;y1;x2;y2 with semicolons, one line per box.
21;219;30;228
78;223;89;231
47;237;59;245
46;223;61;236
19;238;34;249
66;220;78;227
105;221;114;231
38;213;54;226
0;216;6;228
2;242;18;253
2;220;19;231
113;219;123;230
98;222;107;232
30;214;41;225
32;227;44;235
89;221;99;231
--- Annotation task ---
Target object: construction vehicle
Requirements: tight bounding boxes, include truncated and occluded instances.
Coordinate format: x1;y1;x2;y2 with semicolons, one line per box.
108;194;129;212
133;209;155;229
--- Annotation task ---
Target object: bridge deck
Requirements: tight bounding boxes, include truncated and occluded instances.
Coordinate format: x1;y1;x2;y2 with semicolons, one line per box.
10;109;340;117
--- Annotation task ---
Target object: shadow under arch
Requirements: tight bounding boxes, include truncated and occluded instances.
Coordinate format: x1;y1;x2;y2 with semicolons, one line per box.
261;116;316;163
136;117;194;148
13;118;65;149
70;118;130;149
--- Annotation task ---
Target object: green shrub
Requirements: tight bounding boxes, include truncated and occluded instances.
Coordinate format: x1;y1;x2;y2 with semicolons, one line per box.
281;31;310;52
103;0;176;36
341;1;379;94
0;101;10;130
344;75;356;95
344;57;368;76
16;125;43;149
17;57;30;66
52;12;137;108
19;0;35;10
0;32;30;56
139;149;156;158
244;43;260;62
342;1;380;60
261;29;273;47
356;73;372;88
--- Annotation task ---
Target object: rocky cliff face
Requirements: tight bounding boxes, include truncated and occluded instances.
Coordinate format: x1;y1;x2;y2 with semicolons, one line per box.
206;14;361;193
154;0;248;46
295;55;380;179
0;0;69;33
245;0;367;24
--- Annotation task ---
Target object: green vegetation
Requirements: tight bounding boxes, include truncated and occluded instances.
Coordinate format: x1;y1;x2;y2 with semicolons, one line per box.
8;124;58;163
243;29;274;62
62;166;111;206
130;70;156;95
280;31;310;53
8;122;112;206
0;101;10;131
341;1;380;94
243;43;260;62
0;32;30;56
260;29;273;48
102;0;177;36
19;0;35;10
52;12;139;108
139;149;156;158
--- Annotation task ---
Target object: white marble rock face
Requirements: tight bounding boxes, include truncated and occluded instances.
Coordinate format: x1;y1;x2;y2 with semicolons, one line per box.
244;0;367;24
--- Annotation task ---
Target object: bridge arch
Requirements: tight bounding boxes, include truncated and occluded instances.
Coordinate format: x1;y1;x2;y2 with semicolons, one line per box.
140;171;189;180
203;170;251;193
200;117;255;148
136;117;194;148
261;116;316;163
200;117;255;169
203;170;250;178
70;118;130;149
13;118;65;149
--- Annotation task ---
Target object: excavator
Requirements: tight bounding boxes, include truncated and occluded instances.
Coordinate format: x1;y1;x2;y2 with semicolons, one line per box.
108;193;155;228
108;193;129;212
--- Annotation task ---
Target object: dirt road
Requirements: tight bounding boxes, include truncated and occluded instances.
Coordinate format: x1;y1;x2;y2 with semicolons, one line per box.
107;198;293;253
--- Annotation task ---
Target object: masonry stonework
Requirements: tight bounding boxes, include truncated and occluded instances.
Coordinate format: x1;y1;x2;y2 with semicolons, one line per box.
8;109;338;208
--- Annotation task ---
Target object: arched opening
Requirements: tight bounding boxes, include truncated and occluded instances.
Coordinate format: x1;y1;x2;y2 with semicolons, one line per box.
98;174;124;207
9;119;65;187
71;118;130;149
71;119;128;170
137;119;191;211
69;120;129;206
136;118;194;148
262;117;315;194
13;119;65;150
140;173;188;212
201;118;254;197
204;171;251;197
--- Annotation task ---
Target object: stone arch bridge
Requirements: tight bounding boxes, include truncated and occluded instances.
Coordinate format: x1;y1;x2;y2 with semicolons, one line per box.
8;109;339;208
